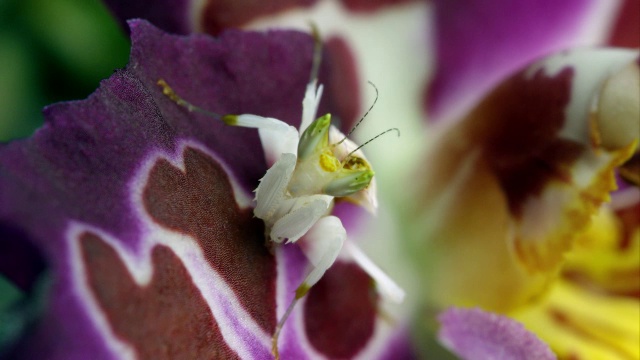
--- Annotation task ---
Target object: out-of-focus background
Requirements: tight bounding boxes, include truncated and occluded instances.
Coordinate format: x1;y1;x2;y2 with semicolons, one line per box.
0;0;128;340
0;0;130;142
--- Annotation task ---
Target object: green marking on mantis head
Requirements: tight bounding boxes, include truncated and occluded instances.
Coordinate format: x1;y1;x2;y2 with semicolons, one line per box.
323;156;375;197
288;114;376;200
298;114;332;160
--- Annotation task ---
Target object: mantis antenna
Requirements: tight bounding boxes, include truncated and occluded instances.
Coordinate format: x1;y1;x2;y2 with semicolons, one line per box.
347;127;400;157
309;22;323;84
336;81;380;146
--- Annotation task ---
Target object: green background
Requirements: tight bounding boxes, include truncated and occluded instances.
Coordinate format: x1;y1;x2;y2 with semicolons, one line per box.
0;0;130;141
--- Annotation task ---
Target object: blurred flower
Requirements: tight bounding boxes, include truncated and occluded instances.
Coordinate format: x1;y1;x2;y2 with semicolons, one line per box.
513;200;640;359
410;0;640;358
410;47;639;359
438;307;556;360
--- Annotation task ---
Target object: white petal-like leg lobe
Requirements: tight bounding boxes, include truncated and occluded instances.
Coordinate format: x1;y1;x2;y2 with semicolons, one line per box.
298;215;346;288
259;127;300;166
254;153;297;221
269;197;330;244
344;242;406;304
234;114;300;165
300;82;324;133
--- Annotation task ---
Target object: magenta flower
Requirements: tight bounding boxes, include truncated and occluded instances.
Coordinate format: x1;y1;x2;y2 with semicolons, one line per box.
0;20;411;359
3;0;638;358
438;308;556;360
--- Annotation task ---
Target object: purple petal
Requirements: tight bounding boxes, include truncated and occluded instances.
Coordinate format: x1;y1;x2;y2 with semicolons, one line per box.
0;20;400;358
103;0;195;34
427;0;622;124
438;308;556;360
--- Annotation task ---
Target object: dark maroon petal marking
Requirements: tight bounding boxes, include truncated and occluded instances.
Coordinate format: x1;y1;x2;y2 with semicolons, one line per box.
426;0;597;124
304;261;377;358
80;232;239;359
201;0;316;35
415;66;579;226
609;0;640;48
466;68;577;217
617;202;640;251
142;147;277;333
324;36;361;131
341;0;422;12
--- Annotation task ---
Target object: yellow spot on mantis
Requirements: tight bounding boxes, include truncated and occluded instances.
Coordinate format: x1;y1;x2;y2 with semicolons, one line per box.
319;151;340;172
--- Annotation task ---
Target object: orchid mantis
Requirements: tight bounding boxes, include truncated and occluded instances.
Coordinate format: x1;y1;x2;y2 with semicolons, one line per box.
158;28;404;359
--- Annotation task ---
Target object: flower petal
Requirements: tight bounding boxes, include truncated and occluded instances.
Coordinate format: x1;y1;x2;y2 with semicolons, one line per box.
437;307;556;360
0;20;401;358
410;48;639;312
343;241;405;303
304;261;379;358
514;281;639;359
608;0;640;47
426;0;623;124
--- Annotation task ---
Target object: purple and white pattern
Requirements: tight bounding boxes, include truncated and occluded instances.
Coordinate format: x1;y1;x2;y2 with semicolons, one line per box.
0;20;409;359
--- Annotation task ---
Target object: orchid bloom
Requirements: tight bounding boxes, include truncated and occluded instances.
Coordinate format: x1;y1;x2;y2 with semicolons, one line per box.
157;30;405;355
414;47;639;359
3;0;639;358
0;21;412;359
412;1;640;359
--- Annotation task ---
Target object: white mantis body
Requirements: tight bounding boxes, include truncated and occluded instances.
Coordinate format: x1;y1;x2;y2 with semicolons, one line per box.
158;30;404;359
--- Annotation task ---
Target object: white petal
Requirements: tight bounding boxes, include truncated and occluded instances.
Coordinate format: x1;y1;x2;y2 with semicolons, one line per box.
298;215;346;287
300;81;324;133
235;114;300;165
254;153;297;221
343;242;405;304
525;48;639;146
270;195;331;243
593;57;639;150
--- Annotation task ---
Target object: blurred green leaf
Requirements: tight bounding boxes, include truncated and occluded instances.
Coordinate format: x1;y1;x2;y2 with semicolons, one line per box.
0;0;130;141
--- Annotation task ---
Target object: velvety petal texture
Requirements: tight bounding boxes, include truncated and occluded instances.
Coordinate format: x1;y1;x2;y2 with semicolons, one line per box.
438;308;556;360
0;20;407;359
427;0;624;125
